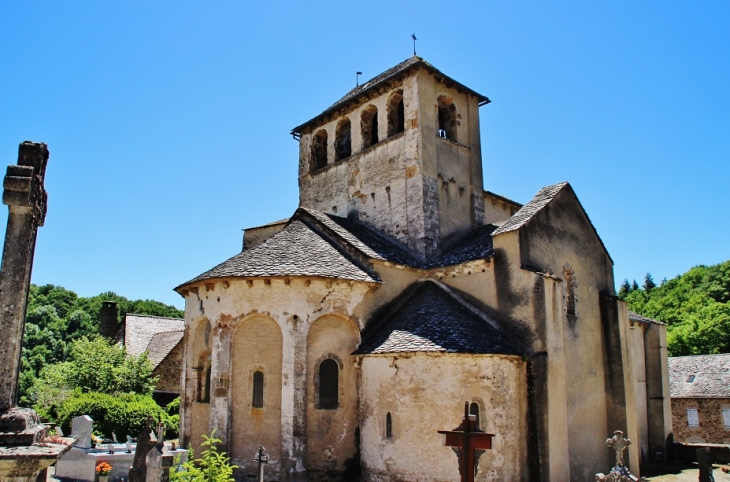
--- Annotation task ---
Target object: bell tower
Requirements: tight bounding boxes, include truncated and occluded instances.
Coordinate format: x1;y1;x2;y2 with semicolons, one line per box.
292;57;490;259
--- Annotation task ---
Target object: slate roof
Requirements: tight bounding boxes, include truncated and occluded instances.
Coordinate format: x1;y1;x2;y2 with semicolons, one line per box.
355;280;528;355
300;208;494;269
628;311;666;325
291;56;489;134
427;224;496;268
300;208;422;267
492;182;568;236
124;314;184;358
180;220;377;286
668;354;730;398
491;181;613;264
146;330;184;368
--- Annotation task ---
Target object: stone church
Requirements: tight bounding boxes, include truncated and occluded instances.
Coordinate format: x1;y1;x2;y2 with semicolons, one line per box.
175;56;671;481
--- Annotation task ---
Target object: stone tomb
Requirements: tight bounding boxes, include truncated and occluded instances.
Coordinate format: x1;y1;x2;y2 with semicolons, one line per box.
55;416;186;482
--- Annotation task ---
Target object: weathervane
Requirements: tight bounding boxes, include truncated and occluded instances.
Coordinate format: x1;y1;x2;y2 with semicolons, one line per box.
412;33;417;55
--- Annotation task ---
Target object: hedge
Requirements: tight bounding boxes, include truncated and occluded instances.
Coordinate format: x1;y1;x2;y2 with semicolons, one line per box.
57;391;178;440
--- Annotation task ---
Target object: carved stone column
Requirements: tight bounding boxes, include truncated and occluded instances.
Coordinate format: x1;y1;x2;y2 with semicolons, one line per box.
0;141;48;412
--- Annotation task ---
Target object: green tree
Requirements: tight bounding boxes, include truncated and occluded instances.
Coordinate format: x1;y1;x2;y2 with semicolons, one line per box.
19;284;182;404
643;272;657;292
625;260;730;356
618;279;631;300
28;335;157;415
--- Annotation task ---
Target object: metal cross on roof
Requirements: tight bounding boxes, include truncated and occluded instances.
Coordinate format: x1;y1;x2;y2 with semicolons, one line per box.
438;402;495;482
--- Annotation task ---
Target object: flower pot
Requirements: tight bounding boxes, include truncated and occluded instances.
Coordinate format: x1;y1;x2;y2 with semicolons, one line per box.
98;475;109;482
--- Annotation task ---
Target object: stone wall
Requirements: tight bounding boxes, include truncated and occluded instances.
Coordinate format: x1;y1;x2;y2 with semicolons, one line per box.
359;354;528;482
153;342;183;393
671;397;730;444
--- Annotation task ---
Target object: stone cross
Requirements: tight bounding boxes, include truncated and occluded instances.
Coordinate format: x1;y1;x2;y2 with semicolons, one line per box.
606;430;631;467
438;402;495;482
0;142;49;412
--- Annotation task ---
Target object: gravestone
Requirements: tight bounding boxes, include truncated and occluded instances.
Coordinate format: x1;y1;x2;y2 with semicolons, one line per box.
129;418;156;482
146;444;173;482
437;402;494;482
595;430;646;482
696;447;714;482
71;415;93;449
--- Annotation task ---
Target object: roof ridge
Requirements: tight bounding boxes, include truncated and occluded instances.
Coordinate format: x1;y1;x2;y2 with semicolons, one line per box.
295;213;382;282
126;313;183;321
291;56;489;134
148;328;185;335
491;182;568;236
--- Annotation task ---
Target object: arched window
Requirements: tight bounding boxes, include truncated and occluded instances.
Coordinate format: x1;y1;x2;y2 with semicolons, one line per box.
387;90;405;137
469;402;480;430
318;358;339;409
335;118;351;161
310;129;328;172
437;95;457;141
198;361;211;403
361;106;379;149
252;370;264;407
386;412;393;439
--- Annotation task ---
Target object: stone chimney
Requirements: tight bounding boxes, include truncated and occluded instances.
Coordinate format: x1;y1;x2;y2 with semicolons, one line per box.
99;301;119;340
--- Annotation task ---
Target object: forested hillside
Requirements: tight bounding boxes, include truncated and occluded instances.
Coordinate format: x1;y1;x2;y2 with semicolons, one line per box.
20;284;183;405
619;260;730;356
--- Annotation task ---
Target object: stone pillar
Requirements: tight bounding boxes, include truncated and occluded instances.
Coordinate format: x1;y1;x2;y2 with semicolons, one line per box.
280;325;306;481
209;324;231;447
0;142;48;412
644;323;672;460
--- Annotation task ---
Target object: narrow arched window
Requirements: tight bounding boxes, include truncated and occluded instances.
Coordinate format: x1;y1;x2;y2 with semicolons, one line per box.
437;95;457;141
318;359;339;409
203;364;212;403
252;371;264;408
386;412;393;439
335;118;351;161
387;90;405;137
361;106;379;149
469;402;480;430
310;130;328;172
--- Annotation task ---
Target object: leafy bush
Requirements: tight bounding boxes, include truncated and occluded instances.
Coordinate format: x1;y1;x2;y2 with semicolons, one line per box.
57;391;178;440
28;335;158;414
170;430;237;482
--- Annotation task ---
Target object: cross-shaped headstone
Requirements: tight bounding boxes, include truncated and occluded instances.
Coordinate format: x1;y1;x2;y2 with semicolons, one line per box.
438;402;495;482
606;430;631;467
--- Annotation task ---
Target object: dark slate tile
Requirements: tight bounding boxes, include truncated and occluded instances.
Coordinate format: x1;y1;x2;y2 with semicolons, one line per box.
181;220;377;286
356;281;528;355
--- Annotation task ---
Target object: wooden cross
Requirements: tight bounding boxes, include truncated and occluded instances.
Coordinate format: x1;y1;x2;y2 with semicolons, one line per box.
606;430;631;467
438;402;495;482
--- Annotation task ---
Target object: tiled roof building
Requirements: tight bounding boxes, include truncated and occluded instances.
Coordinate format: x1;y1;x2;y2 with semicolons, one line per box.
122;314;183;404
668;354;730;444
176;56;670;481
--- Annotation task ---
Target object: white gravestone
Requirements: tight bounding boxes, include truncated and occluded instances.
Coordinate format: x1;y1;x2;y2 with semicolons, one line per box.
71;415;93;449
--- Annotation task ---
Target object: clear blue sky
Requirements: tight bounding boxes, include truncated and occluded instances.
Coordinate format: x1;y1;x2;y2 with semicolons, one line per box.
1;1;728;309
